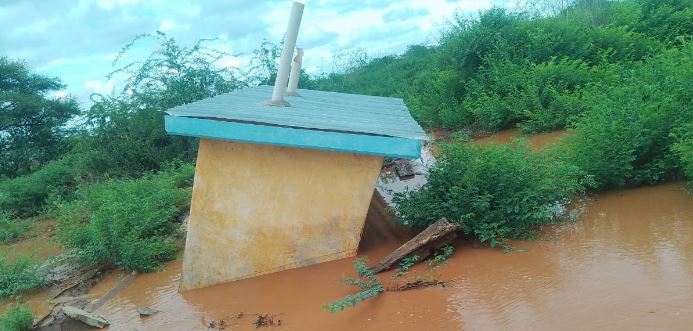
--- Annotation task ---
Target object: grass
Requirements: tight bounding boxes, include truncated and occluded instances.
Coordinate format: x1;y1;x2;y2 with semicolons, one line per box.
0;255;46;298
54;162;193;272
0;213;29;244
0;305;33;331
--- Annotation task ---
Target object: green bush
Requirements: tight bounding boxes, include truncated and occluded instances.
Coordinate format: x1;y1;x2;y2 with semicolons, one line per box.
0;255;46;298
559;44;692;189
306;0;685;136
55;163;194;272
437;8;531;82
462;58;532;132
313;45;434;98
462;56;597;133
633;0;693;46
393;140;586;248
672;123;693;189
76;102;200;179
0;305;34;331
0;156;82;217
407;69;470;129
0;212;28;243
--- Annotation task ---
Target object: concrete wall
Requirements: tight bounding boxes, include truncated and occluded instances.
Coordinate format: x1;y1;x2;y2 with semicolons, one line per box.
181;139;383;291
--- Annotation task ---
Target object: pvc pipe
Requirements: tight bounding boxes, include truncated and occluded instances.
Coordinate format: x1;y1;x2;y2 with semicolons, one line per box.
286;48;304;96
270;1;304;106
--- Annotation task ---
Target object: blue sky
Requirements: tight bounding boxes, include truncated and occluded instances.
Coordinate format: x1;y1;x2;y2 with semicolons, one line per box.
1;0;515;106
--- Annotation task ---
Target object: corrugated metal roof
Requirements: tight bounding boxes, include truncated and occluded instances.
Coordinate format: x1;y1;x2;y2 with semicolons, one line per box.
165;85;427;140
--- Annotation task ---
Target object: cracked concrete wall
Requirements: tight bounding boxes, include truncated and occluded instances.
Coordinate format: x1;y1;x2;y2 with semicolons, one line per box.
181;139;383;291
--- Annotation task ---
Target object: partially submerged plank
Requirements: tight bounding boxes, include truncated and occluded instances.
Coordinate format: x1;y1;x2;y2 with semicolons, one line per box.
370;218;459;274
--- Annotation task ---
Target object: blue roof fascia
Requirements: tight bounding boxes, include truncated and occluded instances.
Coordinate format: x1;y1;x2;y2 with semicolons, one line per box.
165;115;421;159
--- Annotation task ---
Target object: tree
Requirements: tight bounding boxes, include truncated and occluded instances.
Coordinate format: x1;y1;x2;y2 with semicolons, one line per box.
247;39;282;86
77;32;243;178
0;56;80;177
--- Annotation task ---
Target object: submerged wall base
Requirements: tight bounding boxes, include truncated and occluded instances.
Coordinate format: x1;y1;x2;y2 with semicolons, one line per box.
181;139;383;291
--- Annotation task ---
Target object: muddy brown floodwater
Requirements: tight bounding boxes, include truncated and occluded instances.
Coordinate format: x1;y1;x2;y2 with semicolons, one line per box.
11;130;692;331
78;181;693;331
0;219;65;263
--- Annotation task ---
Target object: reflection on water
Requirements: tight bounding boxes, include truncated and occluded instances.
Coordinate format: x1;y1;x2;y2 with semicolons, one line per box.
85;182;693;331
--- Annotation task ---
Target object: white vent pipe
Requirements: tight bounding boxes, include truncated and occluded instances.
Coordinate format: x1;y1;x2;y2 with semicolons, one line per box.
270;1;304;106
286;47;304;96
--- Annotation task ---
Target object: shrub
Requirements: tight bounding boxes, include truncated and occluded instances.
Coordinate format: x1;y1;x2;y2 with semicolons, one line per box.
55;163;194;272
517;58;595;133
393;139;586;248
462;59;531;132
634;0;693;46
0;156;81;217
559;44;692;189
313;45;434;98
437;8;531;82
672;123;693;189
75;104;200;179
0;212;28;243
0;305;34;331
0;255;46;298
407;69;470;129
463;57;595;133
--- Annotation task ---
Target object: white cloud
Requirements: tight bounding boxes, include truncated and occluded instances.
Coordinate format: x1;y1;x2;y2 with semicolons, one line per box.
84;79;116;95
97;0;141;11
222;56;242;68
4;0;509;106
159;19;176;31
422;21;433;32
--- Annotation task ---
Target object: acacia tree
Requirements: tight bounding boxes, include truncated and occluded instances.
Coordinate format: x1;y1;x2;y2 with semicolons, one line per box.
77;32;244;177
0;57;80;177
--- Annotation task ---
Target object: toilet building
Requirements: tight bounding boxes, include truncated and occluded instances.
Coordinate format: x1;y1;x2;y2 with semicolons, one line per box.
165;85;426;290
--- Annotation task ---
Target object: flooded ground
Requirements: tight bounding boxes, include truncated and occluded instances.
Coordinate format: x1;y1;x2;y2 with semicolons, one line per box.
0;219;66;318
3;130;692;331
74;181;693;331
81;194;459;331
0;219;65;263
448;182;693;330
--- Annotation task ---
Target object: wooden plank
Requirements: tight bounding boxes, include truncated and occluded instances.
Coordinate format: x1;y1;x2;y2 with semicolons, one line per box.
369;218;459;274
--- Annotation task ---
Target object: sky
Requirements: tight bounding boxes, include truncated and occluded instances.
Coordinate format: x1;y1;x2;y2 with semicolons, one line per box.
0;0;515;106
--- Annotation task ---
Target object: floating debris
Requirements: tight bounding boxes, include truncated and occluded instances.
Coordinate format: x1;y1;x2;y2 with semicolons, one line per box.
254;313;281;328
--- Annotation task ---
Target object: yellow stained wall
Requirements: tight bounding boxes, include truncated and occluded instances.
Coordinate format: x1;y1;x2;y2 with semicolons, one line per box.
181;139;383;291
